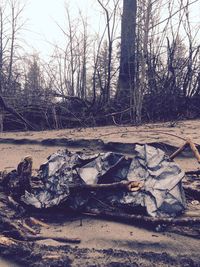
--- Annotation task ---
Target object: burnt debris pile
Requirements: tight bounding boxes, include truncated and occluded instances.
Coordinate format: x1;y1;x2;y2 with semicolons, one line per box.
0;145;189;218
0;143;200;245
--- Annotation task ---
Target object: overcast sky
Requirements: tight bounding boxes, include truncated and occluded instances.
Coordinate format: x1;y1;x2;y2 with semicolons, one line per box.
23;0;103;58
20;0;200;59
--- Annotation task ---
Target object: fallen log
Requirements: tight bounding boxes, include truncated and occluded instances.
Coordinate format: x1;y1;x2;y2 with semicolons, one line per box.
83;208;200;227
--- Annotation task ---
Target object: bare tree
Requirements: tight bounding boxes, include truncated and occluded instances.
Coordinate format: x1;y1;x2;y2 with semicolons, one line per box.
0;0;26;131
97;0;120;106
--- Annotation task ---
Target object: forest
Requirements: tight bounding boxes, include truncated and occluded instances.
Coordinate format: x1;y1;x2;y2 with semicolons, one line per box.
0;0;199;131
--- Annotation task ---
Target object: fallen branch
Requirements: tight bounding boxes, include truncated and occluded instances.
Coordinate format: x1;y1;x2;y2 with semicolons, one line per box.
185;170;200;176
0;215;26;240
100;129;192;143
69;181;142;193
0;213;80;243
0;95;37;130
104;107;131;117
169;138;200;163
0;235;16;246
29;217;49;228
187;138;200;164
52;92;91;108
184;186;200;201
25;235;81;244
169;141;188;160
22;221;38;235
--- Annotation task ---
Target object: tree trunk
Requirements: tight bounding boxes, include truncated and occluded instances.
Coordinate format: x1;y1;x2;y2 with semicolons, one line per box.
117;0;137;114
133;0;152;125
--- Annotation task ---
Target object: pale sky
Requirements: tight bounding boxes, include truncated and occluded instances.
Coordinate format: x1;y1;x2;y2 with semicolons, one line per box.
19;0;200;59
22;0;104;58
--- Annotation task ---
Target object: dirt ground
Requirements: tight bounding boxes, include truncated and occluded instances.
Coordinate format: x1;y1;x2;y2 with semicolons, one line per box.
0;119;200;266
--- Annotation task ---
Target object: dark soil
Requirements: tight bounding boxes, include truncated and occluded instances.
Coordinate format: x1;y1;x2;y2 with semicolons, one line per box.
1;239;200;267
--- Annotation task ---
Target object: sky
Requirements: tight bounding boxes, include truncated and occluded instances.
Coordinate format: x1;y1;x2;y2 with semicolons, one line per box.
22;0;104;58
18;0;200;59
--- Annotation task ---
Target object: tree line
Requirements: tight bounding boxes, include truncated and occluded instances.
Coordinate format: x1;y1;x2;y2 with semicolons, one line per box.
0;0;199;131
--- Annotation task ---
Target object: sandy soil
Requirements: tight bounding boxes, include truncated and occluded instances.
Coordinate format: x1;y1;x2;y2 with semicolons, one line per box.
1;119;200;146
0;119;200;266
